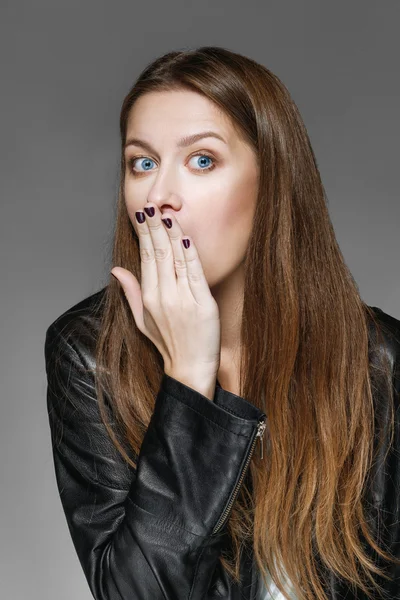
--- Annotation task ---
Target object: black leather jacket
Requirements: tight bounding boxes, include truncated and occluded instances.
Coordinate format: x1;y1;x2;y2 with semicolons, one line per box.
44;288;400;599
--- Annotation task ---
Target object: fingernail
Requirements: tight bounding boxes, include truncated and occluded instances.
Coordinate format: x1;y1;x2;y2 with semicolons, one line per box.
144;206;155;217
161;218;172;229
135;211;145;223
182;238;190;249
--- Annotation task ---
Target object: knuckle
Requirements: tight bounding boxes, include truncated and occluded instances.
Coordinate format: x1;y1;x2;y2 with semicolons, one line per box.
142;291;156;307
154;247;170;261
173;258;187;271
140;247;154;262
148;221;163;232
187;270;203;283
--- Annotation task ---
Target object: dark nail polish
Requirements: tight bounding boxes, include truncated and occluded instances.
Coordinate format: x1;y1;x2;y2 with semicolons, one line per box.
144;206;155;217
162;218;172;229
183;238;190;249
135;211;145;223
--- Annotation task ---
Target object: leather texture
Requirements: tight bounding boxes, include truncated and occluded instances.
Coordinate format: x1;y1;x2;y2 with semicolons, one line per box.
44;287;400;599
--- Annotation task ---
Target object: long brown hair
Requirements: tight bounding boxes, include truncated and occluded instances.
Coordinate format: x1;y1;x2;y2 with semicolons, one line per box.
91;46;399;600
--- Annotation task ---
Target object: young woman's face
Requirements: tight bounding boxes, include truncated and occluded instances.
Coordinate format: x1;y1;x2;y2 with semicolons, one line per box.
124;89;259;289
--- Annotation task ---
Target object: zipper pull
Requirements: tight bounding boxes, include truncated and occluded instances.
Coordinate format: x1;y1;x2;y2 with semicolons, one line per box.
256;418;267;460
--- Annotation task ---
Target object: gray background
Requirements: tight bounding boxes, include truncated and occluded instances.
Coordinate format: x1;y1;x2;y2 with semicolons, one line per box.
1;1;399;598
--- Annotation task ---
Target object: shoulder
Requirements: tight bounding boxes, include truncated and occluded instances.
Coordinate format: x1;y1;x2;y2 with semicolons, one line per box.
44;286;107;366
367;305;400;366
43;292;400;374
366;305;400;397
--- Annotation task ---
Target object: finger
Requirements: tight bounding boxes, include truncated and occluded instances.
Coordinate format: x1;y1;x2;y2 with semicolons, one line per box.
158;212;211;306
135;207;173;298
142;203;178;292
177;233;212;305
110;267;146;332
159;213;190;281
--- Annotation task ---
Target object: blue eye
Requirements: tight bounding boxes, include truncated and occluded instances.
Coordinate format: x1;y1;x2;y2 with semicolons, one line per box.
132;157;155;172
128;153;216;176
188;154;213;170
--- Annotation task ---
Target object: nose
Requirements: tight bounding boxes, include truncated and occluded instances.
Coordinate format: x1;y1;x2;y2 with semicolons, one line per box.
146;168;183;214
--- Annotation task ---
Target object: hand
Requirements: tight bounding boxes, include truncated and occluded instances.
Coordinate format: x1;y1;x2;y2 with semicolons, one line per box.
111;202;221;382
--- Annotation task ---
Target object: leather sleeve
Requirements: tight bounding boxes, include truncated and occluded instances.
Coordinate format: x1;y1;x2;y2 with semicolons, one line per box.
44;318;266;600
379;335;400;595
362;308;400;598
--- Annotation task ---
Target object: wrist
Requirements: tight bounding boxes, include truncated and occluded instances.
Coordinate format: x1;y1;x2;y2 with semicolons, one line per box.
165;371;217;402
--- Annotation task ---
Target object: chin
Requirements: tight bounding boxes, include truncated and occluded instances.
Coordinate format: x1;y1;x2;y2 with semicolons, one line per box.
207;268;234;291
203;267;223;290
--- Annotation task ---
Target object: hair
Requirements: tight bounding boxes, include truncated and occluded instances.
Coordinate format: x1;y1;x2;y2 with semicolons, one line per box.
90;46;399;600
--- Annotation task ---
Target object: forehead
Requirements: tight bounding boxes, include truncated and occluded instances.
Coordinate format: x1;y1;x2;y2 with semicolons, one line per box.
126;89;235;139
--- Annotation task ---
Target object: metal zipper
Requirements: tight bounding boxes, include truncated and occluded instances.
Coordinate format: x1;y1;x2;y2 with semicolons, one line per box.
212;415;267;534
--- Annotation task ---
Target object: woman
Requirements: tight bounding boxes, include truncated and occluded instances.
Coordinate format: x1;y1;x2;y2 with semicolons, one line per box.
44;46;400;600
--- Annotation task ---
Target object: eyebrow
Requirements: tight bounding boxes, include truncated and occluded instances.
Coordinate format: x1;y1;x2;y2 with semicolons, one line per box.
124;130;227;154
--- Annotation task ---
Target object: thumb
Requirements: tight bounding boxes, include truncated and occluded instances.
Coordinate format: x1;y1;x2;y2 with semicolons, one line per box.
111;267;145;332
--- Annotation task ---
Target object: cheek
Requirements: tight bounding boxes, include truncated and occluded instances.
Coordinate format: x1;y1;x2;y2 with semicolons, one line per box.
124;180;144;230
196;177;257;266
214;174;257;241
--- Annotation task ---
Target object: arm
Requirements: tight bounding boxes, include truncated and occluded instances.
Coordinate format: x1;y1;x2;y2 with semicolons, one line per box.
357;308;400;598
44;319;266;600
